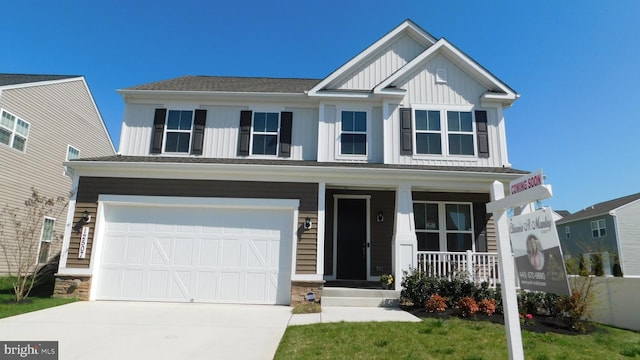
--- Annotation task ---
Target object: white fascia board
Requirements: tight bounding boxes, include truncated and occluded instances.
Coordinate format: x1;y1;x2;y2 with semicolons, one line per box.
69;160;523;192
80;78;117;154
98;194;299;210
0;76;84;91
308;20;436;96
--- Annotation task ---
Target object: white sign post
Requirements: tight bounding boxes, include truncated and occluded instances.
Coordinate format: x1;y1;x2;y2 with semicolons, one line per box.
486;172;553;360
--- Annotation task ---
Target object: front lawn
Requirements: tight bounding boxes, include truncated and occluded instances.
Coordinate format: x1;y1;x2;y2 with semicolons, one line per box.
275;318;640;359
0;277;77;319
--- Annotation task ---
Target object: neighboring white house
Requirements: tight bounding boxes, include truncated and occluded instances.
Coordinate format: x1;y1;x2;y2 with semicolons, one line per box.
0;74;115;274
55;19;526;305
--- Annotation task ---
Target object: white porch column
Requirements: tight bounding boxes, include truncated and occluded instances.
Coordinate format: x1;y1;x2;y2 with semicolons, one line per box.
392;183;417;290
316;182;326;276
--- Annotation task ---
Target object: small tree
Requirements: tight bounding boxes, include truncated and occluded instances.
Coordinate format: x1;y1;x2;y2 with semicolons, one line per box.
0;187;69;302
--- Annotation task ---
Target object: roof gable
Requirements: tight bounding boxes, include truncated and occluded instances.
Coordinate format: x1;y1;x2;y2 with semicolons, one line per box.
374;39;518;105
557;193;640;224
308;19;437;95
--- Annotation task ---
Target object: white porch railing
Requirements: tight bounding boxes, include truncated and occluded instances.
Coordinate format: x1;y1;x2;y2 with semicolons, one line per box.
416;250;500;288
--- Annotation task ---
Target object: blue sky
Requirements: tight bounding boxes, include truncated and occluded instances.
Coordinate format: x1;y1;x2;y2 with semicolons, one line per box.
2;0;638;213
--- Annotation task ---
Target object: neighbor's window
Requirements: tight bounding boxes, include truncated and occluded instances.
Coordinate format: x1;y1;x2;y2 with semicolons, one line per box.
38;217;55;264
65;145;80;177
252;112;279;155
164;110;193;153
447;111;474;156
340;111;367;155
415;110;442;155
591;219;606;238
0;109;30;152
414;202;474;252
565;226;571;239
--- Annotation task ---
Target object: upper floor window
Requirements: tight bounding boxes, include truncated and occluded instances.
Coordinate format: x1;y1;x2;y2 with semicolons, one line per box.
0;109;30;152
252;112;279;155
402;107;488;158
591;219;606;238
447;111;474;155
150;108;207;155
414;202;474;252
415;110;442;155
65;145;80;177
340;110;367;156
237;110;292;158
164;110;193;153
565;226;571;239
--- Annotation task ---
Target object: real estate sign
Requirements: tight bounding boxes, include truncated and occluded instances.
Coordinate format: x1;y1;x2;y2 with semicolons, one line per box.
510;207;571;295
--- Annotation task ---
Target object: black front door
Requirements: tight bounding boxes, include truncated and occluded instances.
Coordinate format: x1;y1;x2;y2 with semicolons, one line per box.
336;198;367;280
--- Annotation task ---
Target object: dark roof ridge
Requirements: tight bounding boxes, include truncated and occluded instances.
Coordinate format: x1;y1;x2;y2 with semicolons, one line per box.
0;73;81;87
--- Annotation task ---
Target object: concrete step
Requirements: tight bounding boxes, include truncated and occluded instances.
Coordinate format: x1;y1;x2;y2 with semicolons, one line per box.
321;287;401;307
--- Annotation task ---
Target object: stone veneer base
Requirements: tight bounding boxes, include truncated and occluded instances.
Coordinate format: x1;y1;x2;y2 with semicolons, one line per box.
53;275;92;301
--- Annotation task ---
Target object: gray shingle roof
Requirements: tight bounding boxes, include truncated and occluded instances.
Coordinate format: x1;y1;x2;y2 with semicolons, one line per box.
123;76;322;94
0;74;80;87
72;155;529;174
556;193;640;224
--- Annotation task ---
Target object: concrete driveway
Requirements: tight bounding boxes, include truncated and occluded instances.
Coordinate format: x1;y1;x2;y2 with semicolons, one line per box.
0;301;292;360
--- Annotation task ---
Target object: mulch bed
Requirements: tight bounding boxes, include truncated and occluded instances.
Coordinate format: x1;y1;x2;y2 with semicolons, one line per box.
401;306;595;335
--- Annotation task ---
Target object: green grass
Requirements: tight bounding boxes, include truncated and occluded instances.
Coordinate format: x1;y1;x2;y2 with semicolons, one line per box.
275;317;640;359
0;276;77;319
292;302;322;314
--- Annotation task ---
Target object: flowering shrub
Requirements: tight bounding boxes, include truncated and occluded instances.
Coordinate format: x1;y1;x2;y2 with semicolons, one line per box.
478;298;496;316
380;274;394;288
425;294;448;313
455;296;479;318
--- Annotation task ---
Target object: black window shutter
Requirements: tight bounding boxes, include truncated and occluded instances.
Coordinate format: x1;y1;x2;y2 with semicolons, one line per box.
238;110;252;156
191;109;207;155
400;108;413;155
279;111;293;158
151;108;167;154
475;110;489;158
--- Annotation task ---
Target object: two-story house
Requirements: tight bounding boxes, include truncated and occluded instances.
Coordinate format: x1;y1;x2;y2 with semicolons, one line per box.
0;74;115;274
557;193;640;277
55;20;525;305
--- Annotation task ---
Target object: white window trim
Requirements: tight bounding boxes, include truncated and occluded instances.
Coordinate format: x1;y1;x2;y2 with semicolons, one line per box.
249;111;281;157
591;219;606;238
64;144;80;177
411;105;478;160
37;216;56;264
161;109;194;154
414;201;475;252
335;107;371;161
0;108;31;153
565;226;571;239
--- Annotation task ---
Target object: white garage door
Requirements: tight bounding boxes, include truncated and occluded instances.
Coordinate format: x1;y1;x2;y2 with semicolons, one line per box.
95;203;294;304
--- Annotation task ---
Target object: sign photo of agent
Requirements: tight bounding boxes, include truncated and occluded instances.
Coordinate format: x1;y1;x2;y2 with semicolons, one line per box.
510;207;571;296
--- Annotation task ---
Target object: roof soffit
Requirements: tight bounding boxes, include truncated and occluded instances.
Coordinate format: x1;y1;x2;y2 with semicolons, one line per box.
308;20;437;96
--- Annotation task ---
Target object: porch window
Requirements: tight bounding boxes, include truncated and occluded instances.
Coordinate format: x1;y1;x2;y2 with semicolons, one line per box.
414;202;474;252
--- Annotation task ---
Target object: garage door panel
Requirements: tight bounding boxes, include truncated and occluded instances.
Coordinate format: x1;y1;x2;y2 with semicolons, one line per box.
97;204;294;304
199;239;219;266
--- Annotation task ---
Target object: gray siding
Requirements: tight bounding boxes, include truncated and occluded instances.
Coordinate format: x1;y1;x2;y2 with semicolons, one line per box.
557;216;619;262
70;177;318;273
0;80;114;273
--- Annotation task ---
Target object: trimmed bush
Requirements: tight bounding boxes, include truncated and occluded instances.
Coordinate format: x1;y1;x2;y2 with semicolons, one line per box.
425;294;448;313
456;296;479;318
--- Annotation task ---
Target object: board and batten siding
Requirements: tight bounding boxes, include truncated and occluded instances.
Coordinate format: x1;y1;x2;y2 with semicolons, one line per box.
328;35;427;90
68;177;319;274
0;80;114;273
120;104;319;161
614;200;640;276
385;53;506;167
